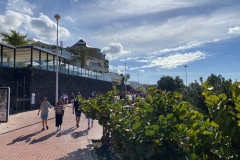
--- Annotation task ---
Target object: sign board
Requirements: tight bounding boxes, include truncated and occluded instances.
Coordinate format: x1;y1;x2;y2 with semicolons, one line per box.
0;87;10;123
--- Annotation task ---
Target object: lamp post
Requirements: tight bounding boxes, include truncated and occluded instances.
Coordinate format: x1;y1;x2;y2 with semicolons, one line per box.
54;14;60;104
138;73;139;89
184;65;188;86
124;63;127;95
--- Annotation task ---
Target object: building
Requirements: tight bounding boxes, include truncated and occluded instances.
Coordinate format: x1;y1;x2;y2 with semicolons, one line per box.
0;41;112;112
65;39;109;73
72;39;87;47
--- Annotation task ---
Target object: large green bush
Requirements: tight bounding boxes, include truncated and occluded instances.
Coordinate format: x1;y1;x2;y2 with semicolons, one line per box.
78;83;240;159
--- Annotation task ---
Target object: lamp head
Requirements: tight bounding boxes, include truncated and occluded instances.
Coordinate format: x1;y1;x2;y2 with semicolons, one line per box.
54;14;61;21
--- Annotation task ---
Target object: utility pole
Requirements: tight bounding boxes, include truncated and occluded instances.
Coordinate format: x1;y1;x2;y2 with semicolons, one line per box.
124;63;127;95
184;65;188;86
138;73;139;89
54;14;61;104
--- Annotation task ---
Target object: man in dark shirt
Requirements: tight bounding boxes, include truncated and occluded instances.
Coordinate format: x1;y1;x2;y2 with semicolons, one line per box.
73;99;81;127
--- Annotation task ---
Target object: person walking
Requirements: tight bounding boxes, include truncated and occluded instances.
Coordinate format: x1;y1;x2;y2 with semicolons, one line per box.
73;98;81;127
70;93;75;105
55;98;64;132
37;97;51;131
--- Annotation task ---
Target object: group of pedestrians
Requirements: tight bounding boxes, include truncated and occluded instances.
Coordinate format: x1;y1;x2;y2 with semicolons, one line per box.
37;92;93;132
37;97;64;131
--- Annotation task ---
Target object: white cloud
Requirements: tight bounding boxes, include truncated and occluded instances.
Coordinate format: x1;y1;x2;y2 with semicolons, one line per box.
0;10;27;32
138;70;145;73
130;51;206;70
109;65;114;71
149;37;228;56
0;1;70;43
91;6;240;56
151;41;205;55
65;16;74;22
7;0;35;15
120;57;141;62
229;26;240;35
101;43;131;60
25;13;70;41
109;65;128;74
71;0;79;3
76;0;212;25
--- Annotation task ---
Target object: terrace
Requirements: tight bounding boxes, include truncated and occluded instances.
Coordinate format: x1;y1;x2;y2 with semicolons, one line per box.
0;42;111;82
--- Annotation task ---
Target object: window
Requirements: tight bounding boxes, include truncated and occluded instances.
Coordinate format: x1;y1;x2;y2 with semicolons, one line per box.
32;49;40;68
41;52;47;70
15;47;31;67
59;58;67;74
95;50;100;54
48;54;54;71
2;46;14;67
92;62;97;66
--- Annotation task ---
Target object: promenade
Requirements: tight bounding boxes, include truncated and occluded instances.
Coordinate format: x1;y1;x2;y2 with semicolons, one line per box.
0;105;102;160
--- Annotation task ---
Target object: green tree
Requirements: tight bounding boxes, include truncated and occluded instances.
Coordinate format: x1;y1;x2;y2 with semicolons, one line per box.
174;76;185;92
184;80;207;114
70;47;88;68
206;74;232;98
157;76;176;91
157;76;184;92
1;29;31;46
183;74;233;114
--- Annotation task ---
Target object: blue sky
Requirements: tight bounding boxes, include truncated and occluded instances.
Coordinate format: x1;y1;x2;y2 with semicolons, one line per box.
1;0;240;85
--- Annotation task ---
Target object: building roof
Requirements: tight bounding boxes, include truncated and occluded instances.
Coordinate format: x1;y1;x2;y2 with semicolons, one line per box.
78;39;85;42
16;45;66;59
0;41;16;49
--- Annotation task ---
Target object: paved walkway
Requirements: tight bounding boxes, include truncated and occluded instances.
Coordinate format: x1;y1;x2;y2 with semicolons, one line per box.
0;105;103;160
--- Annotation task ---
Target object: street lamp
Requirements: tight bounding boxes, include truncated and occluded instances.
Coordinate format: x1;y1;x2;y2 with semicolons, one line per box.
54;14;60;104
124;63;127;95
184;65;188;86
138;73;139;89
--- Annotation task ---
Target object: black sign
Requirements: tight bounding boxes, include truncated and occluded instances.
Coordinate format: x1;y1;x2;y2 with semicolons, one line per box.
0;87;10;123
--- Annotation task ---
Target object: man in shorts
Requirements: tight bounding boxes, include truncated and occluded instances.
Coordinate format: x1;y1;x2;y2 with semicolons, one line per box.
38;97;52;131
73;98;81;127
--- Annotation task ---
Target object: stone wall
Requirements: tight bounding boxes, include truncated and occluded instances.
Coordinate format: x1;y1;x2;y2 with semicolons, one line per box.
0;67;18;110
0;66;113;111
30;68;113;107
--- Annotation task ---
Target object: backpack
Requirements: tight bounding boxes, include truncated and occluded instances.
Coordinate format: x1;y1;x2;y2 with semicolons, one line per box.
56;105;63;115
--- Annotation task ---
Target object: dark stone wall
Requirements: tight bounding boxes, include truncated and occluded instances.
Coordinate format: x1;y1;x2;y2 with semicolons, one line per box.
0;66;113;111
30;68;113;107
0;67;18;111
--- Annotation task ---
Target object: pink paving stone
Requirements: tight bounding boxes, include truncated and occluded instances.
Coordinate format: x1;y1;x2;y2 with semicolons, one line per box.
0;105;103;160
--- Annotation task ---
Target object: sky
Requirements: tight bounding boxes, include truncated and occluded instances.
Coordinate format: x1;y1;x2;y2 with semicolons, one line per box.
0;0;240;85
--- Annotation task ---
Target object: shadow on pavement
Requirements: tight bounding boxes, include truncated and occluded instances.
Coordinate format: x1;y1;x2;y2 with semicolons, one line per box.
71;130;88;139
7;130;42;145
30;131;57;144
0;117;55;136
57;145;94;160
56;126;76;137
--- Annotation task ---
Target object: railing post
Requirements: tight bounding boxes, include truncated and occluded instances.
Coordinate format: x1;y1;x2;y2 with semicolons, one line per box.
14;48;16;68
30;46;33;67
1;45;3;66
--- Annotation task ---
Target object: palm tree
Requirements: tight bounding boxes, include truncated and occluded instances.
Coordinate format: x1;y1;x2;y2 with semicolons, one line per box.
71;47;88;68
1;29;32;46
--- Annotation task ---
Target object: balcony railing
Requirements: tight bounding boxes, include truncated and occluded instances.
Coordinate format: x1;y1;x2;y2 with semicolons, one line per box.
0;42;112;82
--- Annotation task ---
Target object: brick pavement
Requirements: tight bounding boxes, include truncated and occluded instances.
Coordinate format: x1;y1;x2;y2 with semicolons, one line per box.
0;105;103;160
